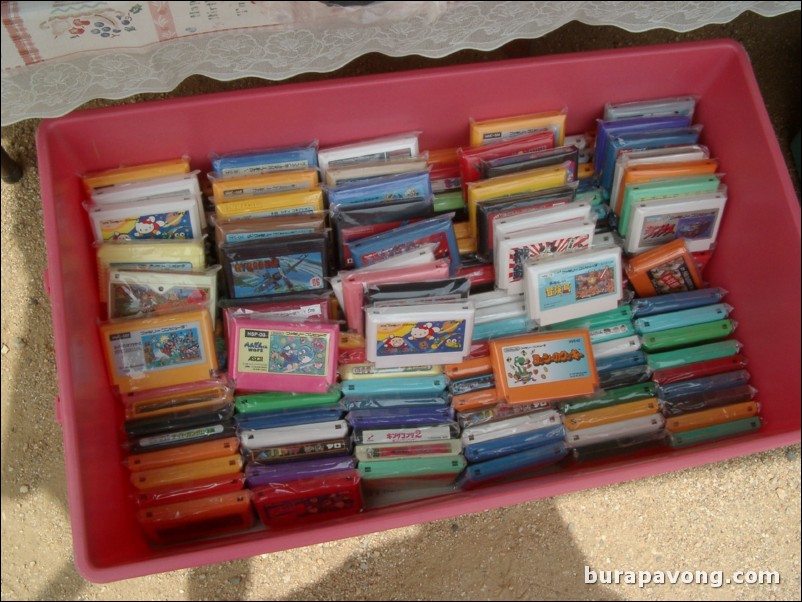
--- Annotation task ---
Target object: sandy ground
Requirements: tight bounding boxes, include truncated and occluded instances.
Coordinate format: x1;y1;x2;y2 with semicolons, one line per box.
2;11;800;601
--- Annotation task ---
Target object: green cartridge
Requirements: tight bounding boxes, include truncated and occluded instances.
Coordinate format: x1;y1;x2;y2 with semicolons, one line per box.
358;456;467;480
640;319;735;352
543;305;634;344
667;417;762;449
561;382;656;414
433;190;466;213
646;339;741;371
235;388;342;414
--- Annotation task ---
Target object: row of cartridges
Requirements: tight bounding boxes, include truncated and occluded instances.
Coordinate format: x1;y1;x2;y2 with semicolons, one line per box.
118;284;757;543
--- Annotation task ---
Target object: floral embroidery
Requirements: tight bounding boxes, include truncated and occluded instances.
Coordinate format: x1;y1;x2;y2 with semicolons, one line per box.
42;4;141;39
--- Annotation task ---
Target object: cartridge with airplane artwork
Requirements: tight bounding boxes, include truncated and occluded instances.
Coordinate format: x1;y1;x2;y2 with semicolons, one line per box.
220;234;329;299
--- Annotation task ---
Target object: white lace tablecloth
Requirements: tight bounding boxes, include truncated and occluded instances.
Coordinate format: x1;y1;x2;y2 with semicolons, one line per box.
2;1;800;126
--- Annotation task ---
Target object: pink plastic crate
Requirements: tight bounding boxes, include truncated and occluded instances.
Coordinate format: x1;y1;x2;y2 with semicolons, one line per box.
36;39;800;582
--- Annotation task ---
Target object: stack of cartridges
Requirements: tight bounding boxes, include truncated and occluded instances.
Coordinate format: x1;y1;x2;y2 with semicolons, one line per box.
632;290;761;448
234;388;364;528
447;348;572;487
446;355;501;419
449;327;605;488
471;289;533;342
491;201;597;296
335;266;479;498
634;289;742;375
320;133;459;275
459;113;599;302
458;408;566;489
561;382;664;462
657;363;759;449
208;143;332;303
597;96;726;258
245;457;362;529
84;159;209;290
340;365;465;496
235;389;349;465
122;378;252;543
446;354;554;432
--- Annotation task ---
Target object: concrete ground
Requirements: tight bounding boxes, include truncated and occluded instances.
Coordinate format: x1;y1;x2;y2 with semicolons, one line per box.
1;9;800;601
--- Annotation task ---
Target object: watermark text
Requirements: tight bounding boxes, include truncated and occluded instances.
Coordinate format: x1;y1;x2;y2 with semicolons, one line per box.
584;566;781;588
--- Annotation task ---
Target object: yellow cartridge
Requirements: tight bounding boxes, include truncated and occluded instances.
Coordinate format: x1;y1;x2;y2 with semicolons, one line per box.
563;397;660;431
467;165;568;239
83;157;191;193
665;401;760;434
214;189;324;222
96;239;206;298
212;169;319;201
130;454;244;491
470;110;567;147
127;437;240;472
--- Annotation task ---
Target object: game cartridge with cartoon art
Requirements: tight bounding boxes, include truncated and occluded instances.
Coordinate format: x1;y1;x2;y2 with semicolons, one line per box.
365;301;475;368
490;329;599;404
227;315;339;393
99;308;218;394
